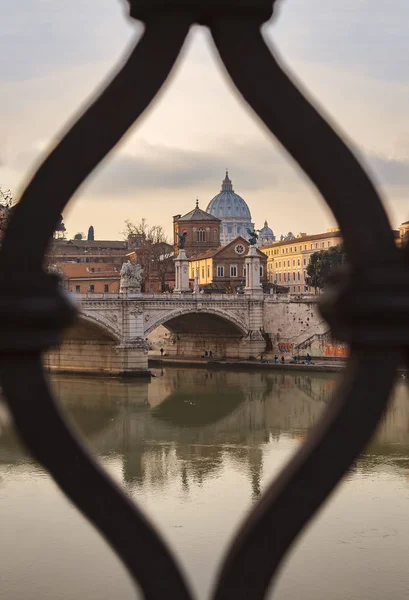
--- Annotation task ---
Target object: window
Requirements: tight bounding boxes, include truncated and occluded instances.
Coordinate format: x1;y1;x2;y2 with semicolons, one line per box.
293;273;295;281
217;266;224;277
321;242;325;248
197;229;206;242
283;273;286;282
315;243;318;249
230;265;237;277
207;265;210;278
328;241;331;247
298;286;300;293
243;265;246;277
201;266;205;279
91;268;95;272
297;259;300;266
213;229;217;241
303;258;306;266
304;245;307;250
227;226;233;234
298;272;300;281
290;247;292;253
288;261;290;267
89;285;95;293
292;260;295;267
104;284;109;293
260;266;263;277
310;244;313;249
279;273;281;282
75;285;80;293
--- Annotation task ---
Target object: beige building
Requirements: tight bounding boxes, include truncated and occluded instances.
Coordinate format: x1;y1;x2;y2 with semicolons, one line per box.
189;236;267;291
260;229;343;294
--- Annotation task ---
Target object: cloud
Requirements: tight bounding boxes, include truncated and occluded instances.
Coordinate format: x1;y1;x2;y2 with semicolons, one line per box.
83;140;293;198
362;150;409;187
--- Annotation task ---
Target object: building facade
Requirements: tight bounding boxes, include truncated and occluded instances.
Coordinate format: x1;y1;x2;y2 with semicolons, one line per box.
206;172;254;246
49;239;130;267
58;263;120;294
189;236;267;290
173;200;221;258
261;229;343;294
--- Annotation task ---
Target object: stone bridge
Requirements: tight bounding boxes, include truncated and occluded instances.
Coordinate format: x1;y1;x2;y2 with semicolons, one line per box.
44;292;330;376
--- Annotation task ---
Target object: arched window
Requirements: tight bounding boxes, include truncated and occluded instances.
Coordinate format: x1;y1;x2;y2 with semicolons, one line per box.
197;229;206;242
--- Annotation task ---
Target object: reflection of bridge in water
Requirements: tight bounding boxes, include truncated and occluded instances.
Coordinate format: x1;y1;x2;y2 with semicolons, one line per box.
1;369;409;499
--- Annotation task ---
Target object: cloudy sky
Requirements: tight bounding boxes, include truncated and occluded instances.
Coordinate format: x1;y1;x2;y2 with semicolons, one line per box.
1;0;409;240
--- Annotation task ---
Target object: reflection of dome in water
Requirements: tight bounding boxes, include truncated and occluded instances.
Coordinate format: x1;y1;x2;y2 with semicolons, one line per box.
206;171;254;245
151;389;244;427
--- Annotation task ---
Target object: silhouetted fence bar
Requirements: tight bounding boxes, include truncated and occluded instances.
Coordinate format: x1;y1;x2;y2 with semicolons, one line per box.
0;1;404;598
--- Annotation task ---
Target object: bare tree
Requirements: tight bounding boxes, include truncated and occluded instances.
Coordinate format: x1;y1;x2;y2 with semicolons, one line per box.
123;219;174;291
0;186;14;240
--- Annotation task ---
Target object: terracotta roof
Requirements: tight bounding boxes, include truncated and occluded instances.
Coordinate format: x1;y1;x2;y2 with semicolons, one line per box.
57;263;119;278
64;240;128;249
260;230;342;250
191;236;266;261
177;206;221;222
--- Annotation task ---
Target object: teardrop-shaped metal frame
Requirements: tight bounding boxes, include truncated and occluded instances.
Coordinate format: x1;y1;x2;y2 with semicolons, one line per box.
0;12;403;600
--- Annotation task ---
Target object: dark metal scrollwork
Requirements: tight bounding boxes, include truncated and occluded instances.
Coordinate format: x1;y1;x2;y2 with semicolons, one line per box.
0;2;402;599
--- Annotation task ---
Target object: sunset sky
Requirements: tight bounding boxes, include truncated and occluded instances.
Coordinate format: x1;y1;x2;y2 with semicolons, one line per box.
1;0;409;240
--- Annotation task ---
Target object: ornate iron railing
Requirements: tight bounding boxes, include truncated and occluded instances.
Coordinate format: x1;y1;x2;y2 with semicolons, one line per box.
0;1;403;598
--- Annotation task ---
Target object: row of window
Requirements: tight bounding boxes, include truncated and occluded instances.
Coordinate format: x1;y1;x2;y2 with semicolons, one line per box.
180;229;219;243
274;258;307;269
74;284;110;293
265;240;333;257
276;271;307;283
192;265;264;279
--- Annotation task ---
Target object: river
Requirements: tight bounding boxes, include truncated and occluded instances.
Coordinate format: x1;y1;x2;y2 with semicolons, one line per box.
0;367;409;599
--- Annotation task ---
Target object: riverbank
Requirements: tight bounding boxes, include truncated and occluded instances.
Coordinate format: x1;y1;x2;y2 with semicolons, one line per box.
148;356;346;373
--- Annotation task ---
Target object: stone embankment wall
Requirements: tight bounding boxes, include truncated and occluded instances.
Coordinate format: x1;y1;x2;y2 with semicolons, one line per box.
44;341;148;376
263;296;348;358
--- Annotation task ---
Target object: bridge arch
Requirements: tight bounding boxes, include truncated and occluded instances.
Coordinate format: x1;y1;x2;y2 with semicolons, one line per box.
144;306;248;337
64;312;121;343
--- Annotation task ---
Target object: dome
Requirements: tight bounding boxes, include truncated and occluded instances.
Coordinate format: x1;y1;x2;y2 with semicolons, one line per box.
206;172;252;221
259;220;274;237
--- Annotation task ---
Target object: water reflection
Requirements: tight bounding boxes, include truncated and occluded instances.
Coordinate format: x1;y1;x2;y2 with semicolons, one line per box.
0;369;408;496
1;368;409;600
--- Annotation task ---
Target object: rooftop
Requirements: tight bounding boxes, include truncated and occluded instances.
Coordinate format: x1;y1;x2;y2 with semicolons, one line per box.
177;199;221;223
260;230;343;250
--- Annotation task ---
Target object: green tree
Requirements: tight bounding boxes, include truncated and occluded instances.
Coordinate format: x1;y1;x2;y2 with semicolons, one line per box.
74;232;84;240
306;244;346;292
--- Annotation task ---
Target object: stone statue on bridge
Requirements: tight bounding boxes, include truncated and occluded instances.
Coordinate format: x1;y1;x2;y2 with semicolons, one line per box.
247;227;260;246
120;261;144;294
176;231;187;250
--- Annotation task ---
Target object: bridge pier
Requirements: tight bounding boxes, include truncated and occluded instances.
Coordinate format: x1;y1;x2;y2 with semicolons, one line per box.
44;340;149;377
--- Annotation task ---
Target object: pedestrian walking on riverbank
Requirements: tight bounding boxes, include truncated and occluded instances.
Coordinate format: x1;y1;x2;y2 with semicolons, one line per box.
160;348;164;357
